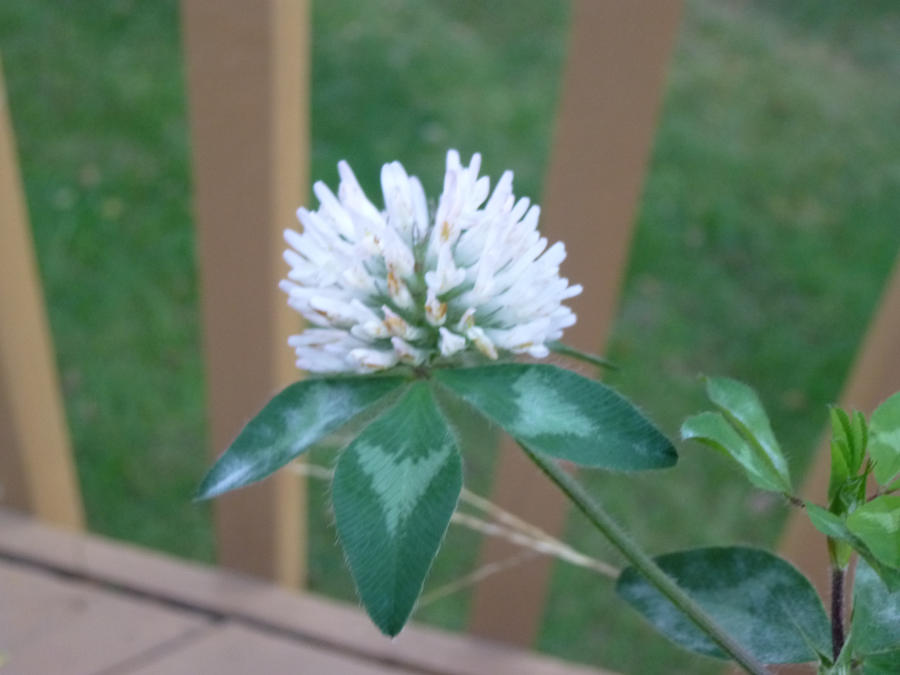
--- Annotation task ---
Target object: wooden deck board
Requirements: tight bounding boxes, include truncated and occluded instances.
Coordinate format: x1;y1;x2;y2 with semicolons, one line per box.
126;623;416;675
0;560;207;675
0;508;612;675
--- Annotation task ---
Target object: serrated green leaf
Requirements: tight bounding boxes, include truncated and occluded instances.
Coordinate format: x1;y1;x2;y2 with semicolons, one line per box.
332;382;462;636
857;463;874;504
828;407;857;508
851;410;869;473
196;376;407;499
433;363;676;470
847;496;900;570
705;377;792;492
829;439;852;505
870;392;900;486
831;406;852;446
616;546;830;663
850;558;900;656
681;411;790;492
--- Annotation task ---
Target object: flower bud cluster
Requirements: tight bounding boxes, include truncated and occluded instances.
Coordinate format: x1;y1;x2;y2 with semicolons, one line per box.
280;150;581;373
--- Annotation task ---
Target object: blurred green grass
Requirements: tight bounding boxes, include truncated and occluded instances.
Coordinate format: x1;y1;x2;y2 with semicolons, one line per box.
1;1;899;673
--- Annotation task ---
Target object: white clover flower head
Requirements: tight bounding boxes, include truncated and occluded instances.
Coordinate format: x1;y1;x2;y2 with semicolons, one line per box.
280;150;582;374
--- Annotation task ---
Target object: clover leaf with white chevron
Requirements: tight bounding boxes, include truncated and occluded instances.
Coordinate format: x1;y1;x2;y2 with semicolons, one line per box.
196;376;407;499
332;381;462;636
434;363;676;470
198;361;678;637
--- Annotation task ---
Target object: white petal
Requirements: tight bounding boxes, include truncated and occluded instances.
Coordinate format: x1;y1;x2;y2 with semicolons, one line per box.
386;266;414;310
337;160;382;223
456;307;476;332
348;348;398;373
425;244;466;295
408;175;430;242
439;328;466;357
425;288;447;326
381;161;416;238
526;344;550;359
466;326;498;360
312;181;356;238
391;337;427;365
382;305;426;340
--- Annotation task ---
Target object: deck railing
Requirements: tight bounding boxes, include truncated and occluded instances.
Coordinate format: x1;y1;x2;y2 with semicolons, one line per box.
2;0;899;665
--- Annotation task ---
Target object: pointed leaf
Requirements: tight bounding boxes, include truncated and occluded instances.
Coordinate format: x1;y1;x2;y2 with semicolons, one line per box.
829;439;852;505
870;392;900;486
705;377;792;491
807;502;900;590
846;496;900;570
851;410;869;473
616;546;830;663
433;364;676;470
850;557;900;656
332;382;462;636
197;376;407;499
806;502;851;540
830;406;852;448
681;411;790;492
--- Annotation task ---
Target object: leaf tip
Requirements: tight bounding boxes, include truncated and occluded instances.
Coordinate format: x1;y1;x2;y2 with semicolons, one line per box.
192;477;222;502
193;465;243;501
660;441;679;466
379;618;407;638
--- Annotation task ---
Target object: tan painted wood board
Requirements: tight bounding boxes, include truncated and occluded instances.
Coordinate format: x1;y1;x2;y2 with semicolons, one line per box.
0;560;207;675
181;0;310;586
0;55;83;529
469;0;684;645
0;508;612;675
128;622;418;675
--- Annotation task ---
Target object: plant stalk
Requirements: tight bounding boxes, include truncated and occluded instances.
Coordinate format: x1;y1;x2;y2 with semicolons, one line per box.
830;566;845;662
523;446;771;675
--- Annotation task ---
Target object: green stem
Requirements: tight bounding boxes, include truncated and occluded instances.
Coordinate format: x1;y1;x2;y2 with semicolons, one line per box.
523;446;771;675
547;341;618;371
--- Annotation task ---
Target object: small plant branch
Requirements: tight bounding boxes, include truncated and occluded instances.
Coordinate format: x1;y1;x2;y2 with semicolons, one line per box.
458;485;620;575
459;485;556;542
417;551;539;608
548;341;618;371
784;493;805;508
291;461;619;577
450;511;619;578
522;445;771;675
874;475;900;498
830;565;846;662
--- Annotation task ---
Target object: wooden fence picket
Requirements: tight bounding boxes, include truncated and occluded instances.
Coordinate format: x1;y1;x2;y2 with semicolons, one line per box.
467;0;684;645
9;1;897;659
0;54;84;529
181;0;310;587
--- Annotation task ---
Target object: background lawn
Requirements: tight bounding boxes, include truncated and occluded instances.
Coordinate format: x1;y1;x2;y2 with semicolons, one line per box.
2;1;899;673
